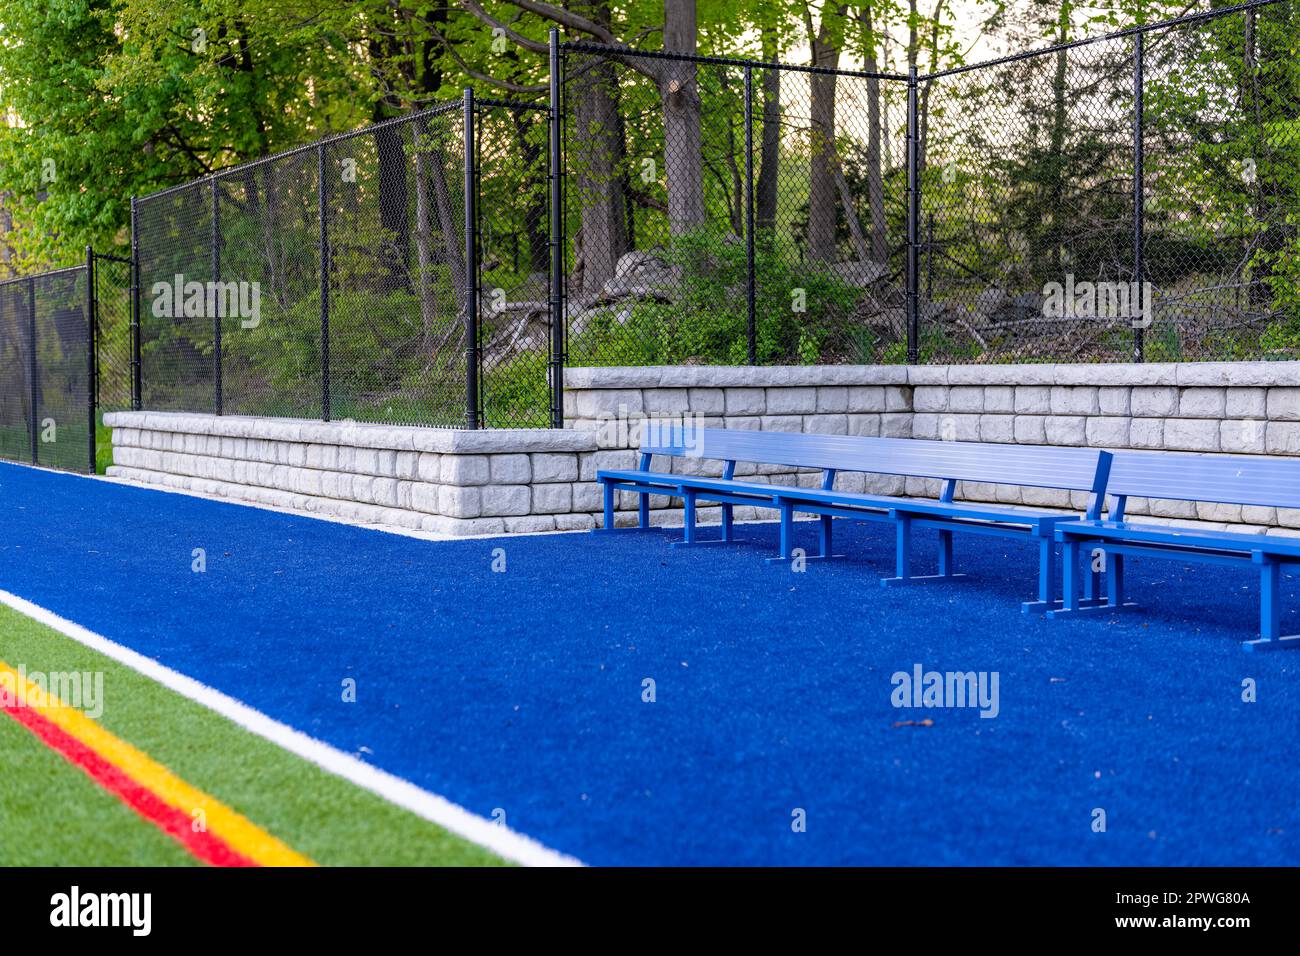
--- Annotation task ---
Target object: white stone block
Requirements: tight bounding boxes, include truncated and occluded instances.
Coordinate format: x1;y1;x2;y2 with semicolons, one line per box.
1178;387;1226;419
847;386;886;412
1131;386;1177;417
885;386;912;412
766;387;816;414
1163;418;1220;452
1013;416;1047;444
480;484;531;517
1266;387;1300;421
1085;417;1129;448
531;452;578;483
1220;420;1266;454
913;386;948;413
687;388;725;415
847;414;881;437
439;454;490;486
1097;386;1130;416
1050;386;1099;416
724;388;766;416
532;483;573;514
1014;386;1051;414
984;386;1015;414
1129;418;1164;449
1225;387;1267;419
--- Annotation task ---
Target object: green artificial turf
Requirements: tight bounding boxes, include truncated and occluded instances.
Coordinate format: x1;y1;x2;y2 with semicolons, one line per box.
0;603;506;866
0;708;198;866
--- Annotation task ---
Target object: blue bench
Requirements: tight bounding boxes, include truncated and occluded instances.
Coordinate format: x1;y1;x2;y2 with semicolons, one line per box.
596;426;1113;607
1048;450;1300;651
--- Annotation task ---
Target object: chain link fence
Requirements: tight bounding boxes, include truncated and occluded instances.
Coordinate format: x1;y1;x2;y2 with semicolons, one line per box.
132;94;554;429
8;3;1293;459
558;46;909;367
0;266;95;473
558;0;1299;367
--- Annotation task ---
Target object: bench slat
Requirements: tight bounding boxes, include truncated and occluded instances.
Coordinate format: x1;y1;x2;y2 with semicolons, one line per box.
641;427;1107;492
1109;451;1300;510
1059;518;1300;557
600;469;1068;524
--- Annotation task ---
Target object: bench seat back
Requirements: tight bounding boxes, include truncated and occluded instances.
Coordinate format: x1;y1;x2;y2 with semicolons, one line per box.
1108;451;1300;510
641;426;1111;495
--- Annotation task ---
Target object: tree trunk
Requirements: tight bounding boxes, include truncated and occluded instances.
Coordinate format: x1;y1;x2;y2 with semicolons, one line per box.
1047;10;1069;276
511;111;550;274
571;51;629;293
862;3;887;263
807;10;844;262
662;0;705;234
756;22;780;234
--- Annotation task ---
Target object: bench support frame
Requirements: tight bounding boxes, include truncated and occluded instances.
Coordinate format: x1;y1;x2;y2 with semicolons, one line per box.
1049;533;1300;651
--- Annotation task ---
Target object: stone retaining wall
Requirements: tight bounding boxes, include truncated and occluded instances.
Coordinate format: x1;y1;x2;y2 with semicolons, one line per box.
104;362;1300;537
104;412;613;535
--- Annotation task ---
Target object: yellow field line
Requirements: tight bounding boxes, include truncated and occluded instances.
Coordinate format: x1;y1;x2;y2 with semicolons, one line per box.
0;660;315;867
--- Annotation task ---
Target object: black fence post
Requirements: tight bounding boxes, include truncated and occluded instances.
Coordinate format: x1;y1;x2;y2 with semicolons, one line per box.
463;88;480;430
319;143;331;422
27;276;37;465
548;29;565;428
86;247;97;474
906;66;920;365
744;66;757;365
1132;32;1146;364
130;196;141;411
211;177;223;414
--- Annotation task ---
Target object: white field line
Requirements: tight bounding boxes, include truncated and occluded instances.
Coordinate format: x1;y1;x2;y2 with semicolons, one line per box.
0;588;583;868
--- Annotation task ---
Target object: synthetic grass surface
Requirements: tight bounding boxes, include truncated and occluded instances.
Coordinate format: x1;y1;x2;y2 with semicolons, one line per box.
0;693;197;866
0;602;504;866
1;461;1298;865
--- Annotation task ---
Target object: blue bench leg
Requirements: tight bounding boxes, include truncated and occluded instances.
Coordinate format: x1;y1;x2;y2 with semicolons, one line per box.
1107;552;1126;606
590;483;662;535
1244;558;1300;651
638;492;650;529
1046;543;1138;619
682;491;697;545
1085;548;1102;603
1021;537;1058;613
819;515;833;557
938;529;954;576
881;518;967;587
778;502;793;559
894;516;911;578
762;501;797;562
671;498;747;548
1062;539;1079;611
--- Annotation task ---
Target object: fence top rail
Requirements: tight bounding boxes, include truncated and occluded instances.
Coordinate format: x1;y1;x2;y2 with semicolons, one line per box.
135;98;466;205
925;0;1287;80
559;39;910;82
0;264;87;290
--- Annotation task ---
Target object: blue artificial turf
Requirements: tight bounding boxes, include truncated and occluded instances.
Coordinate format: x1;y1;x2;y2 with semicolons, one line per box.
1;460;1297;866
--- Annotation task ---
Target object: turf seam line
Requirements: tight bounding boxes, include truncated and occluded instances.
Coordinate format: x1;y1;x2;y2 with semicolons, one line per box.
0;589;583;868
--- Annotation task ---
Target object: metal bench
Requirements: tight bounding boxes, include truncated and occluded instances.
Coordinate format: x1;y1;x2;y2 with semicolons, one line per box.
596;426;1113;607
1047;450;1300;651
